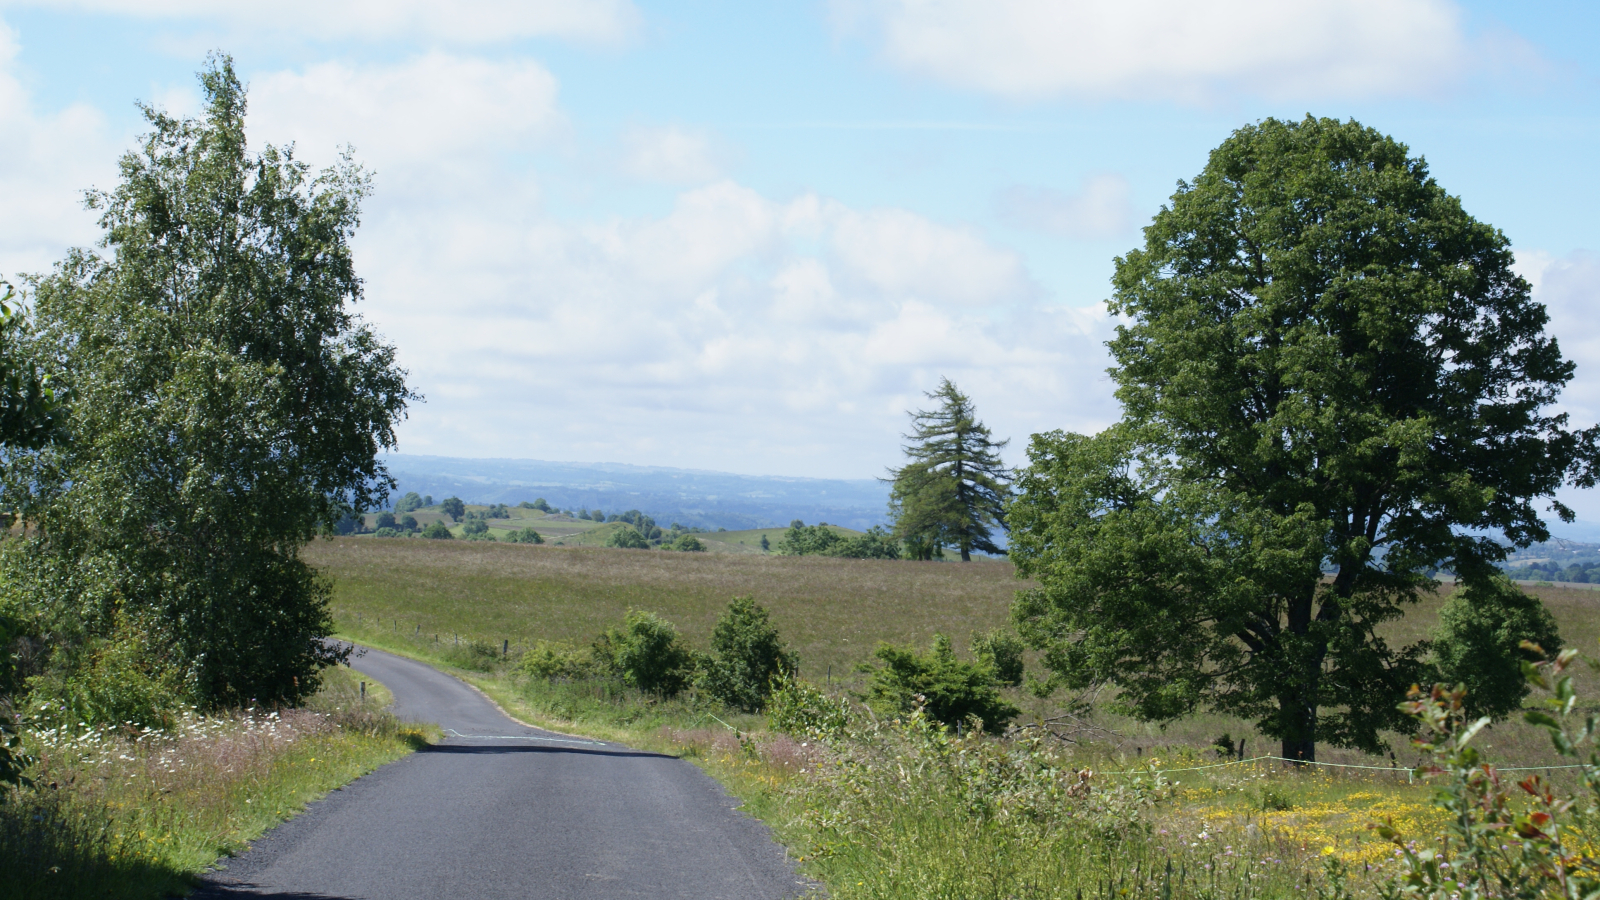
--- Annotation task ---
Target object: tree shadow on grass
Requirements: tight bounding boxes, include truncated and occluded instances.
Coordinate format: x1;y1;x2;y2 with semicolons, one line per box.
0;786;192;900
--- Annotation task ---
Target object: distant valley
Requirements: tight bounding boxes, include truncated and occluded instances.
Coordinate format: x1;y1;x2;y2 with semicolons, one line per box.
381;454;891;531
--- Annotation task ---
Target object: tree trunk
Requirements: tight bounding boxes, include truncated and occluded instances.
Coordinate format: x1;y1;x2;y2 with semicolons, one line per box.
1281;736;1315;764
960;544;971;562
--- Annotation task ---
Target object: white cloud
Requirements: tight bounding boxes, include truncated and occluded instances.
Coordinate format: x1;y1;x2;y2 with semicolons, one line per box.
995;173;1133;239
833;0;1474;103
351;179;1116;476
248;53;564;179
0;18;119;277
1511;249;1600;522
0;0;640;45
1520;251;1600;423
620;125;722;184
828;207;1032;305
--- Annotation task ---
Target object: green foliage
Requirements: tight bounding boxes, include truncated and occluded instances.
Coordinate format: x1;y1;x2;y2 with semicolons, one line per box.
1377;649;1600;899
888;378;1010;562
395;492;425;513
27;613;187;730
420;522;453;540
373;527;399;538
699;596;795;712
759;534;770;552
505;526;544;544
439;497;465;522
461;514;489;535
766;672;851;737
595;610;698;697
464;532;496;542
779;522;901;559
1431;577;1562;721
776;521;840;555
486;503;510;518
1009;116;1594;761
831;525;902;560
518;640;595;681
666;534;707;552
374;511;396;531
865;633;1019;734
0;283;62;451
971;628;1025;687
527;498;550;511
605;526;651;549
399;514;417;531
0;56;412;716
0;713;33;790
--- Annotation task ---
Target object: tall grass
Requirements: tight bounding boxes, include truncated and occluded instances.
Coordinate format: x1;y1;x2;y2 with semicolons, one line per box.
0;666;429;900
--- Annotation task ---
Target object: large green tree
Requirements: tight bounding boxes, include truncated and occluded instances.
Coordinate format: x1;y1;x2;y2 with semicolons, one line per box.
1008;117;1594;762
3;55;414;715
887;378;1010;561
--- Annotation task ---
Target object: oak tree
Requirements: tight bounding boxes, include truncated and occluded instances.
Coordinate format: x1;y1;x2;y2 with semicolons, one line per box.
1009;117;1593;762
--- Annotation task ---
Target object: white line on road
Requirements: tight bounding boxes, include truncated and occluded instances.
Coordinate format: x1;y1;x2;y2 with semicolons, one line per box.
443;728;606;746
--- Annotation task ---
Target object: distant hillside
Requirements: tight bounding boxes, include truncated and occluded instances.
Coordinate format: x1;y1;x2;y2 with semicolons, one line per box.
379;455;890;531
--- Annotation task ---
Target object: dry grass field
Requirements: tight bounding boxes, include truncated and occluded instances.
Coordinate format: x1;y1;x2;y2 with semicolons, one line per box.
306;536;1018;680
308;536;1600;768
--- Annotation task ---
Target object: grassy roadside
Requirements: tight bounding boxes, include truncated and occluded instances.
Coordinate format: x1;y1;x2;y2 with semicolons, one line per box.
1;665;434;900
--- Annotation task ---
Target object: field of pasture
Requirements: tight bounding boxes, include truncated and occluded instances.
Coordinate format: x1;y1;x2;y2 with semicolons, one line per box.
309;536;1600;766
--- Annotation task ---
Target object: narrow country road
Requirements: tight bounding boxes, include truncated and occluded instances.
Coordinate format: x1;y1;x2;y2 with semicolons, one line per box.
192;646;812;899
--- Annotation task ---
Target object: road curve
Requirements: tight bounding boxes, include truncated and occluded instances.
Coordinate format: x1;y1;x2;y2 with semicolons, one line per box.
193;646;812;899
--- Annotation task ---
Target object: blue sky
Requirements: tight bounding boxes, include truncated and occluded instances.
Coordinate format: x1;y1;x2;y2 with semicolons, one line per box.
2;0;1599;518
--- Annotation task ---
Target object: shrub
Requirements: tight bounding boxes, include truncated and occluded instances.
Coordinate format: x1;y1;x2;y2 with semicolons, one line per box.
776;521;842;555
505;527;544;544
374;511;396;530
596;611;697;697
699;597;795;712
420;522;453;540
30;613;187;729
399;514;418;531
1432;575;1562;720
972;628;1025;687
396;491;425;513
604;526;650;550
464;532;496;542
1377;648;1600;899
519;640;595;681
461;516;488;535
825;525;901;560
667;534;706;552
865;634;1019;734
373;527;399;538
767;672;851;737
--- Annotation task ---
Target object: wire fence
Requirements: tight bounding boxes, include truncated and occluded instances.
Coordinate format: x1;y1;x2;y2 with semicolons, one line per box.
1092;753;1587;781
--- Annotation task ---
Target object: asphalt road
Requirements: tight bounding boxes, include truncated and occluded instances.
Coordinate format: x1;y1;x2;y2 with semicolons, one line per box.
192;646;812;899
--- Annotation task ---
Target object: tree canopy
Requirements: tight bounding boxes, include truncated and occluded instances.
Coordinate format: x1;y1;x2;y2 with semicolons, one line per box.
1008;116;1593;762
887;378;1009;561
1;55;414;717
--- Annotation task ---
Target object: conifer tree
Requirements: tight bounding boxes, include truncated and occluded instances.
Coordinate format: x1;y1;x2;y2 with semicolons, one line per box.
887;379;1010;561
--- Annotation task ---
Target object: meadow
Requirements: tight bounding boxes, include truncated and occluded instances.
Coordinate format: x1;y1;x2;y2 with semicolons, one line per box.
311;536;1600;899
